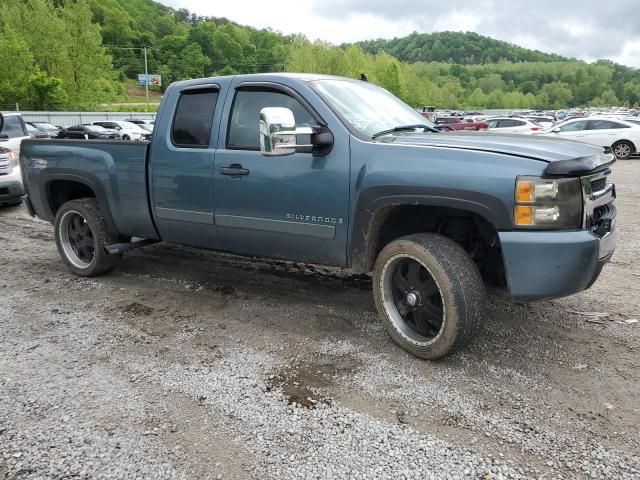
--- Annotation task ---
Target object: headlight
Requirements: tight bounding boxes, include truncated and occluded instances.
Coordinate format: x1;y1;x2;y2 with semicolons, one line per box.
514;176;582;229
8;150;18;169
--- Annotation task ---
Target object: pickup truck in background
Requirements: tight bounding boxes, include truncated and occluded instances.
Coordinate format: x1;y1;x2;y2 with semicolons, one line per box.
16;73;617;359
0;112;30;206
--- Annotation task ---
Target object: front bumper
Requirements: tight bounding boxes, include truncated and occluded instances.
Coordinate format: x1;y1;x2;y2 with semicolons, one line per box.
0;169;25;204
499;226;616;301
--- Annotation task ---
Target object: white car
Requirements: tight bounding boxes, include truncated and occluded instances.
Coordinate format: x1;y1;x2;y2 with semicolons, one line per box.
91;120;147;141
0;113;30;205
541;117;640;159
525;116;555;129
126;119;155;132
485;117;543;134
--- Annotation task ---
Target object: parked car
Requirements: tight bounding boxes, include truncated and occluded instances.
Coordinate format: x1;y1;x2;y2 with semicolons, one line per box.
486;117;543;134
435;116;487;131
25;123;51;138
0;113;30;205
525;116;555;129
541;117;640;159
91;121;147;140
18;74;617;360
57;125;120;140
622;117;640;127
27;121;61;138
126;119;155;132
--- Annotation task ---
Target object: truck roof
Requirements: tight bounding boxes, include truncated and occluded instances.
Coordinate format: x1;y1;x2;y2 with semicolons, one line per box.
172;72;359;89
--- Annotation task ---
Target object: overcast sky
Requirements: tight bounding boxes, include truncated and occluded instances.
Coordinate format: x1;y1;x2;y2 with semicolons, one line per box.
161;0;640;67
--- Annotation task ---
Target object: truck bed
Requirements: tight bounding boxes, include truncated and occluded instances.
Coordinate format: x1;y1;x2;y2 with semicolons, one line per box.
20;139;158;240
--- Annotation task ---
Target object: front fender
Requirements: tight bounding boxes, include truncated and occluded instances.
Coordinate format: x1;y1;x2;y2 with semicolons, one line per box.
348;186;512;272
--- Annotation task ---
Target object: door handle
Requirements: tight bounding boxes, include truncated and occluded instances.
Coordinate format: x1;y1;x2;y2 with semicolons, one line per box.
220;164;250;176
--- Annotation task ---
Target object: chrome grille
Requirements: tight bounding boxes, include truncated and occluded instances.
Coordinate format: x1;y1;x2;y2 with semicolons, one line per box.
0;154;9;176
590;177;606;193
581;169;615;233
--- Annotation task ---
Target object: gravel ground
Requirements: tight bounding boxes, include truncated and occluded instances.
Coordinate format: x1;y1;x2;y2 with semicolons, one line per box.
1;161;639;479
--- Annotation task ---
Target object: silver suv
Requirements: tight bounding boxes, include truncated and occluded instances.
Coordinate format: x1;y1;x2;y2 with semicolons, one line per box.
0;113;29;206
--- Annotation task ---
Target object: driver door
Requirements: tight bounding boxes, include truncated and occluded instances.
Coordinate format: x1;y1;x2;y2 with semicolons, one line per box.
213;82;350;266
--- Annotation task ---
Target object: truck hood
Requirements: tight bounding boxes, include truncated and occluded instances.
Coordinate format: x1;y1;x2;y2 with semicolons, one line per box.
377;131;616;175
379;131;603;163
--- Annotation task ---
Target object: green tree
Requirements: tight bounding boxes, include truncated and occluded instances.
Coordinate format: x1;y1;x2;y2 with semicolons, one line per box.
60;0;116;106
179;43;210;78
540;82;573;109
0;28;35;107
27;70;68;109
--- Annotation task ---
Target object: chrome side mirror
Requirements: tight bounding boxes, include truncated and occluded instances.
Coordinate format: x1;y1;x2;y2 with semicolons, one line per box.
259;107;312;156
552;128;561;133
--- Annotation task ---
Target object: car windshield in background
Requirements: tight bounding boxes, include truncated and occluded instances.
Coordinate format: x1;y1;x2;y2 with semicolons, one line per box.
120;121;143;130
86;125;109;133
34;122;57;129
312;79;436;138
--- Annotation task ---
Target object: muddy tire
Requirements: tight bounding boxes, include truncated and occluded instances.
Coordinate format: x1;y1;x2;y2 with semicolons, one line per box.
612;141;634;160
54;198;122;276
372;233;485;360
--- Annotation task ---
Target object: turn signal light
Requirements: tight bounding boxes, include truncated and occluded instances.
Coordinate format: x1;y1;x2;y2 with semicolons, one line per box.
514;205;534;226
516;180;535;203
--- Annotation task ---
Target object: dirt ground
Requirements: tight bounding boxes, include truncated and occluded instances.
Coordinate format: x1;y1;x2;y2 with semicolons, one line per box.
0;160;639;479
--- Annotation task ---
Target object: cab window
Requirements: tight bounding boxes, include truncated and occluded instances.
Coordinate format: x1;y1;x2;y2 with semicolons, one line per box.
171;88;219;148
0;116;26;138
227;89;315;150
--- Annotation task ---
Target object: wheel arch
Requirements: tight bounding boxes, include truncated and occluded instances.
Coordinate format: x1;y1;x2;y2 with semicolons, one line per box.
612;139;636;155
349;187;512;279
44;173;119;235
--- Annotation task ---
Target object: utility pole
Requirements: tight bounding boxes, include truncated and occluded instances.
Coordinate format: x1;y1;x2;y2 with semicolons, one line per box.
143;46;149;109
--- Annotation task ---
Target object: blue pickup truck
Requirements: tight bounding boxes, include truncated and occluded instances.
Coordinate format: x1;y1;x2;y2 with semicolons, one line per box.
14;73;617;359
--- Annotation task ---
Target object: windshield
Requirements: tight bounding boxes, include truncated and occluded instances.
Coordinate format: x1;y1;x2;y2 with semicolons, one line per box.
312;79;435;138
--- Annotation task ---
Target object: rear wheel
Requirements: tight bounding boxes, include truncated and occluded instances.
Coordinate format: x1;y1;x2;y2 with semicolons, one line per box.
54;199;122;276
373;233;485;359
612;140;634;159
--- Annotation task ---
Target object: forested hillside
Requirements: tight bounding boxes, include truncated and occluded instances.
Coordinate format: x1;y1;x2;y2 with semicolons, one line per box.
1;0;639;111
354;32;568;65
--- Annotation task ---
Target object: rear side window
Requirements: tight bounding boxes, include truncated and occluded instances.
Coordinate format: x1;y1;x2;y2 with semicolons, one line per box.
587;120;629;130
0;116;26;138
172;89;219;148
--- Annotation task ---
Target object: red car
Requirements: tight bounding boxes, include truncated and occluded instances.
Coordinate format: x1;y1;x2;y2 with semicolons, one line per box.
435;116;488;131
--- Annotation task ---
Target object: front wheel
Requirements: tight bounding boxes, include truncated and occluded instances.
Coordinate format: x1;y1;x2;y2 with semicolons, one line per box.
612;141;634;159
122;134;130;141
54;198;122;276
373;233;486;360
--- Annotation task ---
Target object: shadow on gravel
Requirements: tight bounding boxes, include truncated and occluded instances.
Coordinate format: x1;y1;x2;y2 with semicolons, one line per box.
124;243;372;292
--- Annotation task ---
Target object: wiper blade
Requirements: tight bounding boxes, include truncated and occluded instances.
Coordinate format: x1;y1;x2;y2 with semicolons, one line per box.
371;124;439;139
